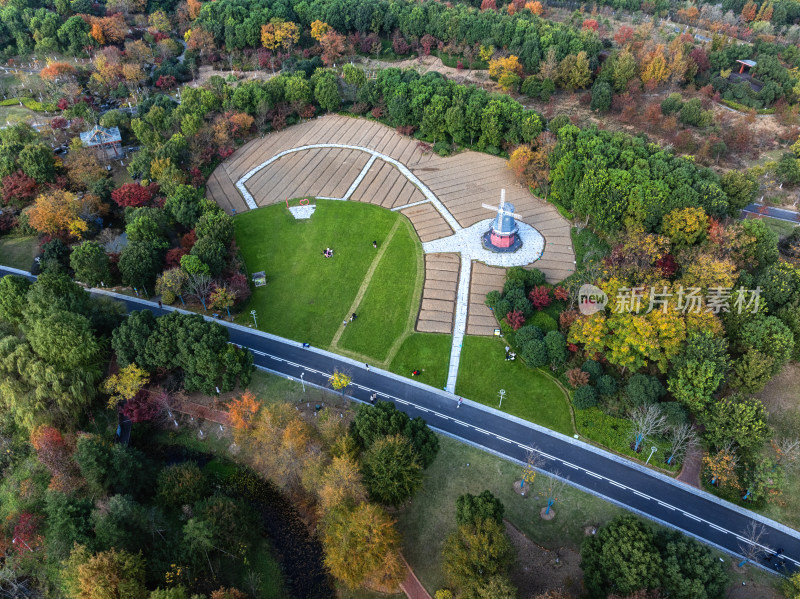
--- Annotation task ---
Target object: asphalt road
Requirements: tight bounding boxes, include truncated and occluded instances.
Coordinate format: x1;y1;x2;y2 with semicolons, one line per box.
1;266;799;573
742;203;800;225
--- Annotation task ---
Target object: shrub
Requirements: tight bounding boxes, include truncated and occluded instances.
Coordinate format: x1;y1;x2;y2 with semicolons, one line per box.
596;374;617;396
566;368;590;388
485;290;501;308
506;310;525;330
660;402;689;426
456;490;504;526
573;385;598;409
581;359;603;384
625;374;665;406
529;311;557;332
519;338;548;367
544;330;567;366
528;285;552;309
661;92;683;115
160;290;176;304
515;325;543;346
548;115;570;132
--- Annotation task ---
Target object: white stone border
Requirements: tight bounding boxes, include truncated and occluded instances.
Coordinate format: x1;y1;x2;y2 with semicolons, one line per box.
235;143;463;232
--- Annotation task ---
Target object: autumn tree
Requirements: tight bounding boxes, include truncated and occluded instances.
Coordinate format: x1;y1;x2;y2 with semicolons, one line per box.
442;517;515;596
557;51;591;90
64;147;107;191
227;390;260;430
640;45;670;85
320;31;347;66
102;363;149;409
185;28;216;59
1;170;38;207
209;286;236;317
741;0;757;21
318;455;367;513
322;503;404;590
62;545;148;599
662;207;709;247
31;425;82;492
40;61;77;81
489;56;523;91
27;189;86;237
310;20;331;41
703;445;740;489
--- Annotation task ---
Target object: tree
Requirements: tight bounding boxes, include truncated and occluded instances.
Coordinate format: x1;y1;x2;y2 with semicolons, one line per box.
352;400;439;467
737;521;768;567
657;529;728;599
630;404;667;452
74;435;147;496
320;31;347;66
362;434;423;506
70;241;111;287
118;242;162;292
62;546;148;599
590;81;613;112
314;72;342;111
1;170;38;207
662;207;709;247
702;396;770;455
581;515;663;599
310;20;331;41
703;444;740;489
667;332;729;415
0;274;31;326
227;390;260;430
442;518;515;593
666;423;698;466
456;490;504;526
544;330;567;366
65;148;107;191
27;189;86;237
155;268;188;304
156;462;208;508
32;426;82;492
557;52;591;90
322;503;404;590
209;286;236;317
103;364;149;409
729;350;774;393
111;183;157;208
27;309;102;371
19;143;55;183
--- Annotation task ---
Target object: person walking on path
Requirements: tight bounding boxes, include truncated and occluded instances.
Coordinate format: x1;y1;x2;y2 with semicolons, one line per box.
342;319;348;327
370;392;377;404
457;397;463;408
365;363;370;370
158;300;163;309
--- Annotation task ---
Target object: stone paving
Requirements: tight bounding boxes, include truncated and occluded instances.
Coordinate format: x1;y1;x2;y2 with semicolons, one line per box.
205;115;576;391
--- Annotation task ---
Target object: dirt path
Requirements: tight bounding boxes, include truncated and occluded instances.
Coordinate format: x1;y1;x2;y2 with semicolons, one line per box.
330;218;402;349
399;554;433;599
677;445;702;489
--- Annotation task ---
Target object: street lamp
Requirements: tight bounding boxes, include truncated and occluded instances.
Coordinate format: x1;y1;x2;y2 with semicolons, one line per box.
646;446;658;465
498;388;506;408
300;371;305;392
250;309;258;328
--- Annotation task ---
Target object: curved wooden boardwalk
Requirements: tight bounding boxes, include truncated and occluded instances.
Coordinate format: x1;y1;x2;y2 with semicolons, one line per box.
207;115;575;336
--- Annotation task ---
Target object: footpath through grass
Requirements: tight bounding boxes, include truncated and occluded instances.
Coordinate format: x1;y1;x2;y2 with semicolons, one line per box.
455;336;573;435
337;218;423;362
234;200;421;358
0;234;37;271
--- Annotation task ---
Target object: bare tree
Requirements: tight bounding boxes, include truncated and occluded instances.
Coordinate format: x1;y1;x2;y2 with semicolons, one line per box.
630;404;667;453
520;444;546;496
737;520;770;567
774;437;800;473
186;272;213;309
666;423;699;466
539;471;569;516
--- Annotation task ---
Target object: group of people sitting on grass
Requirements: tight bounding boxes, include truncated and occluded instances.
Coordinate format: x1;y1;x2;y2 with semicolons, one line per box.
322;247;333;258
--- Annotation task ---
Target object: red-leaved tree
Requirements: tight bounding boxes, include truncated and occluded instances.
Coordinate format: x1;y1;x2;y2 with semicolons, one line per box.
12;513;41;555
528;286;552;309
614;25;634;47
480;0;497;10
226;272;252;305
111;182;158;208
121;390;161;423
582;19;599;31
506;310;525;330
1;170;38;207
30;425;81;492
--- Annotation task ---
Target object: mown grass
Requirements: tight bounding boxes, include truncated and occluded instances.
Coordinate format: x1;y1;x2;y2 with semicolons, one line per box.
455;336;573;435
0;234;37;270
338;218;423;361
396;435;626;593
234;200;420;357
387;333;452;390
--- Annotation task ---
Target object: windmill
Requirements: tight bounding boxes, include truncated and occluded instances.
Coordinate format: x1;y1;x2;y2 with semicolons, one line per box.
482;189;521;251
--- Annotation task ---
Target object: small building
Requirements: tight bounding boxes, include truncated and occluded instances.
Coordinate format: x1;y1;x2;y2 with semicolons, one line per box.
80;125;122;160
736;59;757;74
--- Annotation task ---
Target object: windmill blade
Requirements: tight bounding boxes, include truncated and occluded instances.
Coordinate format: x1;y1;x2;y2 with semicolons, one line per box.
481;203;498;211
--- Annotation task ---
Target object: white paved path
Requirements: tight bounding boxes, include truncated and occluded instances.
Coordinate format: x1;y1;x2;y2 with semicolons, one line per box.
236;145;544;393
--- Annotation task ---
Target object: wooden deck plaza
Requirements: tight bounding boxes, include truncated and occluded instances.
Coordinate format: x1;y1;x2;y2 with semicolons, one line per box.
206;115;575;336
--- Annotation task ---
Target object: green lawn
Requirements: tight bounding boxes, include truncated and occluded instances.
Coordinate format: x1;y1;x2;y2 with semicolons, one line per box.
234;200;421;358
0;104;40;126
396;435;626;593
0;234;37;270
455;336;574;435
388;333;452;390
338;218;423;361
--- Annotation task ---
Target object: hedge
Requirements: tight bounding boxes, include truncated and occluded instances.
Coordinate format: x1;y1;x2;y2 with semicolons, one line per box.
0;97;58;111
720;99;775;115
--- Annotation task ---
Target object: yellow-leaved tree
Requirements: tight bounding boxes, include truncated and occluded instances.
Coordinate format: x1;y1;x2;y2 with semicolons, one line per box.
102;364;149;408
